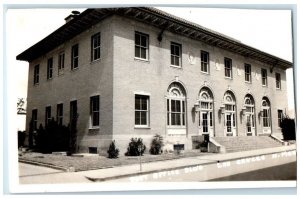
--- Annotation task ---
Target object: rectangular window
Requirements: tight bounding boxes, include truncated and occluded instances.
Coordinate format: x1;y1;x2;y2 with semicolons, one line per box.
167;99;185;126
91;33;101;61
276;73;281;89
201;51;209;73
90;96;100;127
57;103;63;125
70;100;77;125
33;64;39;85
45;106;51;126
47;58;53;79
135;32;149;60
224;58;232;78
262;68;268;86
71;44;79;69
32;109;38;131
58;52;65;73
262;109;270;127
171;42;182;67
245;64;251;82
135;95;149;126
278;110;283;127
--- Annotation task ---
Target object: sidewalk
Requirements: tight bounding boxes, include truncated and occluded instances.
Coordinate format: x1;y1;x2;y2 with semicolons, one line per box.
81;145;296;182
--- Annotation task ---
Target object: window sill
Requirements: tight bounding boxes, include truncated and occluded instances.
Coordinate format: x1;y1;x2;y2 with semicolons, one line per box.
134;57;149;63
89;126;100;130
276;88;281;90
90;58;101;65
47;78;53;81
134;126;151;129
225;77;233;80
167;126;186;129
71;67;79;71
245;81;252;84
170;65;182;69
201;71;210;75
262;85;268;88
33;83;39;86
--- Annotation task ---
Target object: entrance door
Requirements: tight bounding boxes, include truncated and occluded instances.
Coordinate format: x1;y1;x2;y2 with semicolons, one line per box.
225;113;236;136
199;111;214;137
246;114;255;136
201;112;208;134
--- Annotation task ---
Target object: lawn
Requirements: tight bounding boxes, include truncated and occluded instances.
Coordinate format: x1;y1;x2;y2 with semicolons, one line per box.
19;150;209;172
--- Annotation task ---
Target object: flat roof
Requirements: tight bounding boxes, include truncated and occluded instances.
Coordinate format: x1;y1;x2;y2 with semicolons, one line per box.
16;7;292;70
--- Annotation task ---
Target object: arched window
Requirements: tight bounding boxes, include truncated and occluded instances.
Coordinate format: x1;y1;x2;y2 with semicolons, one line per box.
262;97;271;127
198;88;214;134
223;91;236;136
167;83;186;127
244;94;255;135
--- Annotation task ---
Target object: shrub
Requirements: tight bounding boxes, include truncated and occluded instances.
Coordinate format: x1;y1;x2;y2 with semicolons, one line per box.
149;134;164;155
281;115;296;141
107;140;119;158
34;118;72;153
18;131;26;148
125;138;146;156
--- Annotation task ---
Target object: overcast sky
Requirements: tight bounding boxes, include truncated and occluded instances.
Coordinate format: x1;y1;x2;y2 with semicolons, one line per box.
6;7;295;117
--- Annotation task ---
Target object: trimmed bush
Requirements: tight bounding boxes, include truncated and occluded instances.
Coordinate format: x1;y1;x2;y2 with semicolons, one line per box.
107;140;119;158
125;138;146;156
149;134;164;155
18;131;26;148
281;115;296;141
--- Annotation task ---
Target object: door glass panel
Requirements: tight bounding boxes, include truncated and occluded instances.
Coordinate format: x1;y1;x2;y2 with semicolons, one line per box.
202;113;208;133
226;114;232;132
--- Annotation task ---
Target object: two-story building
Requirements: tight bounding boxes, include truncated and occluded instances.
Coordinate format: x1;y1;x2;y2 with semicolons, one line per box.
17;7;293;154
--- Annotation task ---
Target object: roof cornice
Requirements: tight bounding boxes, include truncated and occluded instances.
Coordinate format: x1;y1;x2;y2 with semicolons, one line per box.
16;7;292;70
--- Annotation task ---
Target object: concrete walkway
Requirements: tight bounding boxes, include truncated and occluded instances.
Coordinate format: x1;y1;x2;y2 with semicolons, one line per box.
82;145;296;182
19;145;296;184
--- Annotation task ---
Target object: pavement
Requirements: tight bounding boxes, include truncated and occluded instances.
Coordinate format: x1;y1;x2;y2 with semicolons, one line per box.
19;144;296;184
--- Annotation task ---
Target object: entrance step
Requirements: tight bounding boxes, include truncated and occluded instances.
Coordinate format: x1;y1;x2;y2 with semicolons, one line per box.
213;136;283;153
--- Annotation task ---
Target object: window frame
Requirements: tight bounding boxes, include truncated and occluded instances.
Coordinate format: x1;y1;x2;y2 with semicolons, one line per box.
45;106;51;126
275;73;281;89
71;44;79;70
47;57;53;80
91;32;101;61
200;50;209;74
33;64;39;85
57;103;63;125
261;68;268;86
135;95;150;127
58;52;65;74
90;95;100;128
224;57;232;78
134;32;149;61
170;42;182;68
244;63;252;83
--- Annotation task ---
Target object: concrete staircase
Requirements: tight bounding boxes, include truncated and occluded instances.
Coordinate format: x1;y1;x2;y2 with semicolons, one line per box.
213;136;283;153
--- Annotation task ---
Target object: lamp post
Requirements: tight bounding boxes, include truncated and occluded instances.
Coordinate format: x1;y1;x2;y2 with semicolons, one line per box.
138;144;142;172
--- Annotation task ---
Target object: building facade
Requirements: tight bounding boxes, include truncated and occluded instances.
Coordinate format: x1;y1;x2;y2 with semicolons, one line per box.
17;8;292;154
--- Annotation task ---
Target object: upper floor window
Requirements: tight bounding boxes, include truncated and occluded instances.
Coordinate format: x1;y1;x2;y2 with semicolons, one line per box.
261;68;268;86
33;64;39;85
90;95;100;127
57;103;63;125
71;44;79;69
276;73;281;89
135;95;150;127
135;32;149;60
91;33;101;61
58;52;65;73
224;57;232;78
201;51;209;73
47;57;53;79
45;106;51;126
244;64;251;83
170;42;182;67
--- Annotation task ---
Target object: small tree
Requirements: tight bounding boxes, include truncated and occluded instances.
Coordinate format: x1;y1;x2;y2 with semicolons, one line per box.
125;138;146;156
149;134;164;155
68;114;78;155
281;115;296;141
107;140;119;158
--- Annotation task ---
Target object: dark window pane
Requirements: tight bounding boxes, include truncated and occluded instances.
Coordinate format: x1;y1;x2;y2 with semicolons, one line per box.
140;111;147;125
135;46;140;58
141;48;146;59
141;35;147;47
135;34;140;45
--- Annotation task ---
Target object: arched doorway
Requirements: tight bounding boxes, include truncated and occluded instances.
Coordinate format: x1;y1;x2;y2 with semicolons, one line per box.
244;94;256;136
261;97;271;134
166;82;187;136
223;91;237;136
198;87;214;137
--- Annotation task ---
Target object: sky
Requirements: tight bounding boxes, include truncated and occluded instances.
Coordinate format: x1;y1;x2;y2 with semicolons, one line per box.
6;6;295;130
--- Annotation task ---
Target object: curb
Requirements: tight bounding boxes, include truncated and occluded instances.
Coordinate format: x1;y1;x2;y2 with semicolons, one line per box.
19;158;75;172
